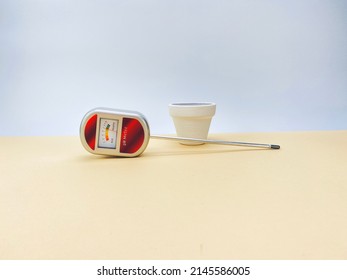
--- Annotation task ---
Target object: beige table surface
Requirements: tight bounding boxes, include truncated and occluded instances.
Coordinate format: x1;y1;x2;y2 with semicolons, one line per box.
0;131;346;260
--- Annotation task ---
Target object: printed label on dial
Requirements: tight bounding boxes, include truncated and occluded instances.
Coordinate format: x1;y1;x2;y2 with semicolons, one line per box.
98;118;118;149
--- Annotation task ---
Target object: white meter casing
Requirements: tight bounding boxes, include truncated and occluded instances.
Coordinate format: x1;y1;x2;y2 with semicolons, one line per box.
80;108;150;157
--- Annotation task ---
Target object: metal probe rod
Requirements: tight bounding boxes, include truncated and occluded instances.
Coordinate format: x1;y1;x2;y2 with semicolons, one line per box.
151;135;280;149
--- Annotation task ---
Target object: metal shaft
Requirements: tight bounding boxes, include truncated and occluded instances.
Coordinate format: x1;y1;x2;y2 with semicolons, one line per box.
151;135;280;149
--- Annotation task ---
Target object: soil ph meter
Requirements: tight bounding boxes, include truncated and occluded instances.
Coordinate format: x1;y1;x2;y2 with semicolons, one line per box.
80;108;150;157
80;107;280;157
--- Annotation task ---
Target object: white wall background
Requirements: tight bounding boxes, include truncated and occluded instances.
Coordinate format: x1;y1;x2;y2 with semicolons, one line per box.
1;0;346;136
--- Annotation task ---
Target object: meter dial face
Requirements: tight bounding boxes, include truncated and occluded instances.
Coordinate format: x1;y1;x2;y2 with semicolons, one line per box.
98;118;118;149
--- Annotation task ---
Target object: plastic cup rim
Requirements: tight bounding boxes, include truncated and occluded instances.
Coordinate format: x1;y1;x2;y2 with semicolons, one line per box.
169;102;216;107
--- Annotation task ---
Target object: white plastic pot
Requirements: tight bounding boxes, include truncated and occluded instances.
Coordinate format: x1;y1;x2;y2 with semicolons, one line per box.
169;102;216;145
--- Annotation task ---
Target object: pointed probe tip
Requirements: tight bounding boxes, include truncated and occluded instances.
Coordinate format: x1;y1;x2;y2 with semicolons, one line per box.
271;144;280;149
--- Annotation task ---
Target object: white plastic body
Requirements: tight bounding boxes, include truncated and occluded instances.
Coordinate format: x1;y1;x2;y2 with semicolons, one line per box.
169;102;216;145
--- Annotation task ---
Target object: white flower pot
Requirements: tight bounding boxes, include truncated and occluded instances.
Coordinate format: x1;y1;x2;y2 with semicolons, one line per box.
169;102;216;145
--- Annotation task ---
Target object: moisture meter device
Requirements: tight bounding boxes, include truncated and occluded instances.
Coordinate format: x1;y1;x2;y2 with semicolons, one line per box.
80;108;150;157
80;107;280;158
